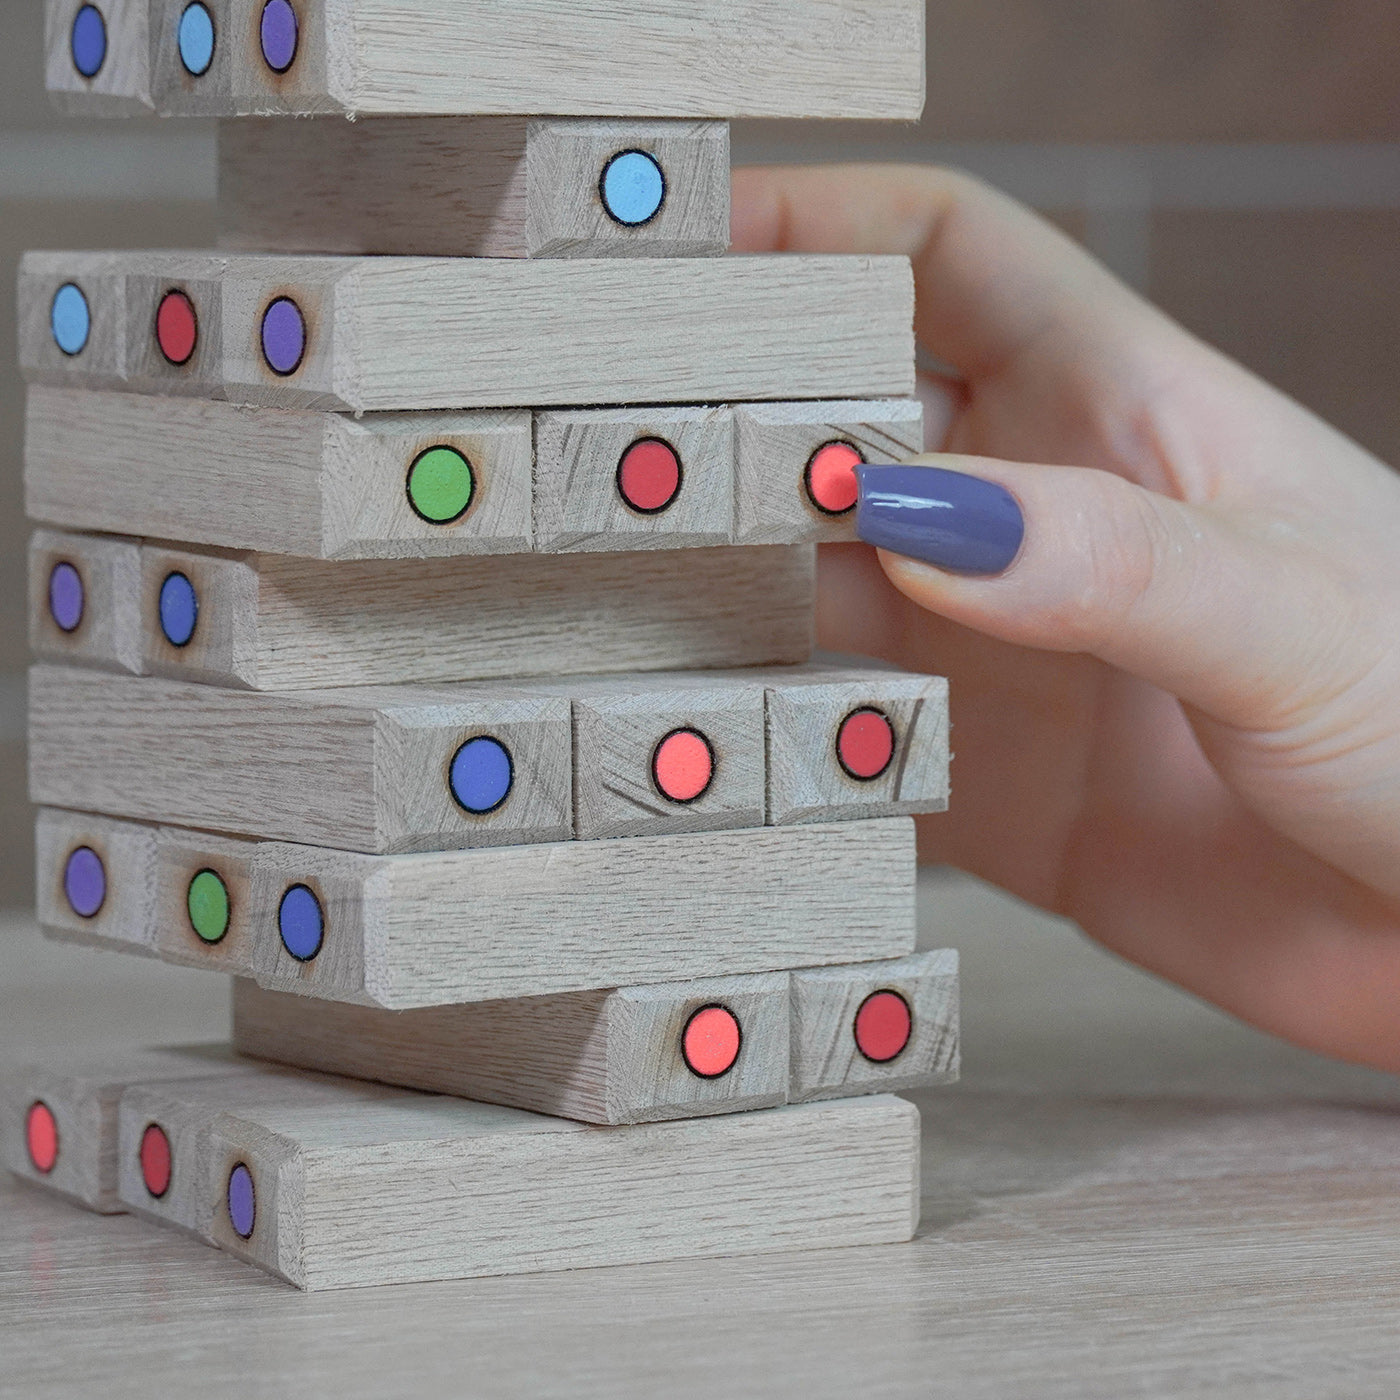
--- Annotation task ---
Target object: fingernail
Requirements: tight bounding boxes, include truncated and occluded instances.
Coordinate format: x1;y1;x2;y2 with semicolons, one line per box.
855;464;1025;576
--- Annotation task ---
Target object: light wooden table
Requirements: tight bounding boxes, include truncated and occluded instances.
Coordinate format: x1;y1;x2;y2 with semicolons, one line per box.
4;869;1398;1398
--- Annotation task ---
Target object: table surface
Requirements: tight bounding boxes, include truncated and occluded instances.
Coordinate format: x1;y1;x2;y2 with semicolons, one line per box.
4;868;1399;1399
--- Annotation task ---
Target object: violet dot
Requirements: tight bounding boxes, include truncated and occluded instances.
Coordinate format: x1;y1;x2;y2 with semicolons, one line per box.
261;297;306;375
64;846;106;919
260;0;298;73
49;562;85;633
227;1163;256;1238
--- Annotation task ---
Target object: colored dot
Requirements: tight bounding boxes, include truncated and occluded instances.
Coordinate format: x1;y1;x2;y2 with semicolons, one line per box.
406;446;475;524
70;5;107;78
187;869;230;944
177;2;215;76
139;1123;173;1198
616;438;682;514
682;1005;742;1079
278;884;323;961
601;150;665;227
158;571;199;648
50;283;91;357
155;289;198;366
64;846;106;919
805;441;864;515
261;296;306;376
837;707;897;781
652;728;714;804
854;990;913;1064
48;562;85;633
450;737;514;815
260;0;298;72
26;1102;59;1175
227;1163;256;1239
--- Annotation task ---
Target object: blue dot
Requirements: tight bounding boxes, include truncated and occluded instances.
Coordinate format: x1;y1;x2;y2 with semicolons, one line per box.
601;151;665;227
278;885;323;961
178;2;216;76
71;5;108;78
50;283;91;357
158;572;198;647
450;737;514;815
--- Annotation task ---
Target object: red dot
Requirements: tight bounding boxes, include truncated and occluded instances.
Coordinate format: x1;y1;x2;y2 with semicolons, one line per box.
26;1102;59;1175
804;441;863;515
617;438;682;513
854;990;913;1063
155;289;198;366
837;708;896;781
140;1122;172;1199
652;728;714;803
683;1005;742;1078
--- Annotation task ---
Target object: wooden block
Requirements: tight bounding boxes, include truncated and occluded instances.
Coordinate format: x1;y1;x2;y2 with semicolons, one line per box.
148;0;233;115
118;1069;920;1290
18;251;915;411
18;253;129;391
735;399;926;544
789;951;961;1102
1;1046;256;1213
62;0;924;120
35;809;917;1006
233;973;790;1124
29;665;574;854
46;0;153;114
29;528;144;675
219;117;730;259
120;252;227;397
533;406;734;553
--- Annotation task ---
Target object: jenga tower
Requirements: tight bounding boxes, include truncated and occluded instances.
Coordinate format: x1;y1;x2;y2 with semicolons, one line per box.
7;0;959;1290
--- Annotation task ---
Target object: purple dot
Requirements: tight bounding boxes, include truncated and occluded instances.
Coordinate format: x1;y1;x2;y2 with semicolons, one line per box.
228;1163;256;1238
260;0;298;72
64;847;106;919
49;562;85;633
261;297;306;376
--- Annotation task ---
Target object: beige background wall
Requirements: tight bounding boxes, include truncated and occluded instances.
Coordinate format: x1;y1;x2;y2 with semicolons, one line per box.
2;1;1396;904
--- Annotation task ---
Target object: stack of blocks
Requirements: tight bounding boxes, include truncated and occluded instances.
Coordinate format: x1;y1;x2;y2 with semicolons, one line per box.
4;0;957;1291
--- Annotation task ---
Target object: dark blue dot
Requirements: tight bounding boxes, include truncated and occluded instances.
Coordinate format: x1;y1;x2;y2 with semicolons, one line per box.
450;737;514;815
278;885;323;961
158;572;198;647
71;5;108;78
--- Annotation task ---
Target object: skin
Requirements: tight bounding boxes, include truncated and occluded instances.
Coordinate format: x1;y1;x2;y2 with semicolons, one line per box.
733;164;1400;1072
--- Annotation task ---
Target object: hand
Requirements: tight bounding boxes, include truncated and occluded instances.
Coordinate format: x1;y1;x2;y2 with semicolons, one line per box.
733;164;1400;1071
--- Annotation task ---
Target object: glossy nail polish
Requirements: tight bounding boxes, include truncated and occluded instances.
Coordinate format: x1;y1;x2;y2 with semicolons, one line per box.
855;464;1025;576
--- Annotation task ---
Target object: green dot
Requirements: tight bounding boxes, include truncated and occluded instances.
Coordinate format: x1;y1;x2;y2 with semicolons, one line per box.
187;869;230;944
407;447;475;524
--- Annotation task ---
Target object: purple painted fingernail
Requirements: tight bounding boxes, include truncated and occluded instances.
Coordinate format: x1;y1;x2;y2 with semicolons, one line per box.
855;464;1025;576
261;297;305;375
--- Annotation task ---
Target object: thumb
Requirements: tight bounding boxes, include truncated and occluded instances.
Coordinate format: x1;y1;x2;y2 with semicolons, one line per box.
854;457;1364;733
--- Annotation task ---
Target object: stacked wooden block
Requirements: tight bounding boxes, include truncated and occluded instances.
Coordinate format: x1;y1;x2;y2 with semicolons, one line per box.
5;0;955;1291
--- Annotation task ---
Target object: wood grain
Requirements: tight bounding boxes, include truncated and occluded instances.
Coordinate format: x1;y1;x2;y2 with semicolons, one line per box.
45;0;153;115
219;117;730;259
29;528;144;675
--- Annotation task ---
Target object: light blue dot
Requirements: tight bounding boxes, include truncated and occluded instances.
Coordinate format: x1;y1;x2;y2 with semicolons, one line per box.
51;283;91;357
158;572;198;647
601;151;665;227
178;2;216;76
450;737;514;815
278;885;324;961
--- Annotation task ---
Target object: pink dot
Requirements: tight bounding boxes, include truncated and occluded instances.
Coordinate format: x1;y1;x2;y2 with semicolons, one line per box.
683;1005;742;1078
855;990;913;1063
652;728;714;803
26;1102;59;1174
617;438;682;514
837;708;896;781
140;1122;172;1198
805;441;863;515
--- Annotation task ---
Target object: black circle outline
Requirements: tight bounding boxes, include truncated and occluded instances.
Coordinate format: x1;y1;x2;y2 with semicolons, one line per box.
277;883;324;963
26;1100;60;1175
158;570;199;649
448;736;515;816
187;866;231;946
70;4;108;79
178;1;218;77
835;706;897;782
406;445;477;525
49;560;86;634
598;148;668;228
651;727;716;805
615;436;684;516
64;845;107;920
681;1004;743;1080
154;287;199;367
51;282;91;358
140;1122;173;1199
853;988;914;1065
228;1162;257;1239
260;295;307;377
803;439;865;517
259;0;300;74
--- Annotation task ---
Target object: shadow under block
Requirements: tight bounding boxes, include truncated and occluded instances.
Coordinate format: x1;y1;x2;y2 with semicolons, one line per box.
18;251;915;411
116;1071;920;1291
234;974;792;1125
36;808;917;1006
1;1046;256;1212
219;118;730;259
29;528;144;675
46;0;925;120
